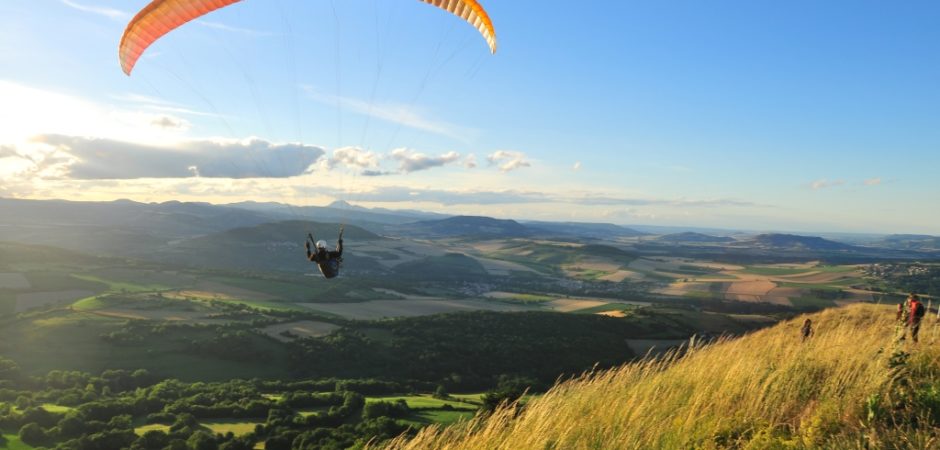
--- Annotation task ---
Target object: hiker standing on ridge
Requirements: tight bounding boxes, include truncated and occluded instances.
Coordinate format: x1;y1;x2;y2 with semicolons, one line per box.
897;295;913;340
801;318;813;342
910;294;926;343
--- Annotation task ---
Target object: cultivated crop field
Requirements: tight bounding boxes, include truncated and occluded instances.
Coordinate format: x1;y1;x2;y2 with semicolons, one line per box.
299;299;528;320
262;320;341;341
0;273;30;290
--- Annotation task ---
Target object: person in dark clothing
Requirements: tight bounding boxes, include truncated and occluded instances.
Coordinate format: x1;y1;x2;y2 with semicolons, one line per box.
305;228;343;279
801;318;813;342
897;295;913;341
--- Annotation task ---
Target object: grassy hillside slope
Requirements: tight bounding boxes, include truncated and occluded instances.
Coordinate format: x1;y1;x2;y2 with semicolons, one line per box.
384;304;940;449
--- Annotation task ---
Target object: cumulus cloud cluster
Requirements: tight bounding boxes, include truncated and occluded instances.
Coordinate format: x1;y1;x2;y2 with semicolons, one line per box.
390;149;461;173
150;115;191;130
320;147;380;171
0;145;18;159
3;131;535;183
23;135;325;179
487;150;531;172
313;147;530;177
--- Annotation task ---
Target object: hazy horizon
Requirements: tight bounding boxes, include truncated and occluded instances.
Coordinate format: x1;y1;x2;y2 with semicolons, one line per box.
1;194;929;238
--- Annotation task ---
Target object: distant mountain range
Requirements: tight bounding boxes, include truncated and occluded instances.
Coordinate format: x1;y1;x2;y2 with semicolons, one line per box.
2;198;938;264
227;200;446;227
744;234;858;252
0;197;276;237
521;221;647;239
0;197;279;256
393;216;536;238
655;232;736;244
871;234;940;251
393;216;649;240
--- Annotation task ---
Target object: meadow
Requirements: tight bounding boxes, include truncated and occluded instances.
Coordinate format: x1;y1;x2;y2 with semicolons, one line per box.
381;304;940;449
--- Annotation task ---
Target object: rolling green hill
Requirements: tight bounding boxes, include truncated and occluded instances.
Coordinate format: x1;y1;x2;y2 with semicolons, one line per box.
148;221;384;273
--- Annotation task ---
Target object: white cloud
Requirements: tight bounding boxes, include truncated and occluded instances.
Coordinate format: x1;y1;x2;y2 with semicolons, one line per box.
0;145;19;159
864;177;882;186
464;154;478;169
390;148;461;173
27;135;324;179
325;147;380;170
60;0;128;20
572;161;582;171
151;116;191;131
808;179;845;190
487;150;531;172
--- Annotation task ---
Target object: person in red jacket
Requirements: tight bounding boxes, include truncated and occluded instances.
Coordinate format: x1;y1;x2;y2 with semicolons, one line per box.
909;294;926;343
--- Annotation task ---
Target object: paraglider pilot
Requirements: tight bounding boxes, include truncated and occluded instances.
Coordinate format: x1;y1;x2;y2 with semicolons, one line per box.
305;227;344;279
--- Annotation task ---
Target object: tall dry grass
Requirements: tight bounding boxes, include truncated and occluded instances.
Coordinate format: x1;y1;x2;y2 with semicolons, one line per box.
381;304;940;449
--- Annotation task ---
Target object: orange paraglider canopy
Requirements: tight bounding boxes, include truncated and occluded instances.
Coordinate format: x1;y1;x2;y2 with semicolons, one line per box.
119;0;497;75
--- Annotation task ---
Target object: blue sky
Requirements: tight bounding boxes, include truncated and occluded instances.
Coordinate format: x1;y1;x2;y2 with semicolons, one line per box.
1;0;939;234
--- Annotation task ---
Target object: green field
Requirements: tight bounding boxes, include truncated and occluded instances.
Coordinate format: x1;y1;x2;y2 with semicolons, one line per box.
484;243;581;274
69;272;175;312
202;420;260;436
37;404;71;414
298;407;330;417
449;393;485;404
0;293;15;315
570;303;636;315
566;268;615;281
813;265;859;274
72;274;169;294
134;424;170;435
24;272;108;292
197;297;306;313
788;296;838;309
628;269;676;282
70;295;109;311
0;310;292;381
489;293;556;304
366;395;477;410
0;432;34;450
742;266;813;276
367;394;481;428
777;281;847;292
136;420;260;436
208;276;314;302
742;264;859;277
401;410;476;426
684;290;723;300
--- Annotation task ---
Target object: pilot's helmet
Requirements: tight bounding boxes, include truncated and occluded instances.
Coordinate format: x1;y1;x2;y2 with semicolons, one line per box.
316;240;328;250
